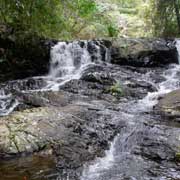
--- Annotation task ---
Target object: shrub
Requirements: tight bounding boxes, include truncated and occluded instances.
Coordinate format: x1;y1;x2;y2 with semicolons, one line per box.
109;82;123;97
107;24;119;37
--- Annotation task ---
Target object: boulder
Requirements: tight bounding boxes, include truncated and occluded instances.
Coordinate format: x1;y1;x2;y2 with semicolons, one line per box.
77;38;178;67
155;89;180;121
110;38;178;67
0;91;122;168
81;71;115;85
14;90;74;110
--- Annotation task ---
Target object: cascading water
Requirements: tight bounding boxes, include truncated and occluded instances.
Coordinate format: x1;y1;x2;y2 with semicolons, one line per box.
137;64;180;112
0;40;109;116
0;38;180;180
0;90;19;116
176;39;180;64
44;40;111;90
45;41;93;90
80;43;180;180
49;42;92;79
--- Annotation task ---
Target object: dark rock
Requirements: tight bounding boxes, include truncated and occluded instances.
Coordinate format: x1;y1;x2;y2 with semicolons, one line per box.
0;33;58;82
14;90;74;110
139;137;176;162
124;79;157;92
0;92;122;169
0;37;177;83
81;71;115;85
86;40;112;62
0;78;47;93
110;38;178;67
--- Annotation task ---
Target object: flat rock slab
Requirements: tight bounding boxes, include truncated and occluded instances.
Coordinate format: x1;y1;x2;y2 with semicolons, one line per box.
0;91;122;168
0;107;72;155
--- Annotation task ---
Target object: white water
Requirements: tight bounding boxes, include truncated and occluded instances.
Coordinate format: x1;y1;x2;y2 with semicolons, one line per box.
81;53;180;179
137;64;180;112
0;90;19;116
81;137;116;180
44;41;108;90
49;42;92;78
44;41;91;90
176;39;180;64
0;41;108;116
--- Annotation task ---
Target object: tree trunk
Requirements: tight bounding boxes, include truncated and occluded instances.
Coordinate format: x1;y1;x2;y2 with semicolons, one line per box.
174;0;180;33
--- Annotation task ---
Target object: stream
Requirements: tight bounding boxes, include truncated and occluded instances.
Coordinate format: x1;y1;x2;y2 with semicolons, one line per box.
81;63;180;180
0;40;180;180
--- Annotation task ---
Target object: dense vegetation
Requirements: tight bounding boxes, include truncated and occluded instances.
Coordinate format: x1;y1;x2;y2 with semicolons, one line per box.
148;0;180;37
0;0;98;39
0;0;180;39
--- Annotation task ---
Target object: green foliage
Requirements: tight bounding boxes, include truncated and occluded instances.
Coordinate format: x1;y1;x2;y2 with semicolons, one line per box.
78;0;97;16
0;0;98;39
119;7;138;14
109;82;123;97
0;0;63;38
112;0;142;8
107;24;119;37
175;152;180;161
59;0;97;39
1;0;179;39
146;0;180;37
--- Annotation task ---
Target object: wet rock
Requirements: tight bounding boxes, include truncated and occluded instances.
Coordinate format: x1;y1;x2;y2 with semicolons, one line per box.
124;79;157;92
0;92;122;168
0;37;177;83
139;136;176;162
110;38;178;67
155;89;180;121
14;89;105;113
14;90;81;111
81;71;115;85
86;40;111;62
120;78;157;100
0;78;47;93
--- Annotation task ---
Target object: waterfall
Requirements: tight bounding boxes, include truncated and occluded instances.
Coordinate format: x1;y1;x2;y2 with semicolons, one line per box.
0;40;110;115
48;41;92;79
80;64;180;180
45;40;110;90
0;90;19;116
175;39;180;64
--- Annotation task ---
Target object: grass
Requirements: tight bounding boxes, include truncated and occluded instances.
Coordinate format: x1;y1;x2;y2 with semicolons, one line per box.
109;82;123;97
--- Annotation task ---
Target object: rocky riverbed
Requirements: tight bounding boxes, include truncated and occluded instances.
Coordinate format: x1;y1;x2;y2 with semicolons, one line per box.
0;38;180;180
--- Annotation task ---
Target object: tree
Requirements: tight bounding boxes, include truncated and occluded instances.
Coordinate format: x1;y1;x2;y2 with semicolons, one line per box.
0;0;63;37
60;0;97;38
147;0;180;37
173;0;180;33
0;0;98;39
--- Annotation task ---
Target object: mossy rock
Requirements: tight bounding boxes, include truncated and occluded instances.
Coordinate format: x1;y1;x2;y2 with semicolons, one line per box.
155;89;180;121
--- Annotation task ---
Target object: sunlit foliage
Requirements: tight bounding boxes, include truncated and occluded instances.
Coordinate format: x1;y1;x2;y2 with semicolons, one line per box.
0;0;98;39
1;0;180;39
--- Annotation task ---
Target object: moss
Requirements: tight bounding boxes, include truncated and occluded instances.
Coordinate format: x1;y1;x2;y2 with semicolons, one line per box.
175;152;180;161
109;82;123;97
